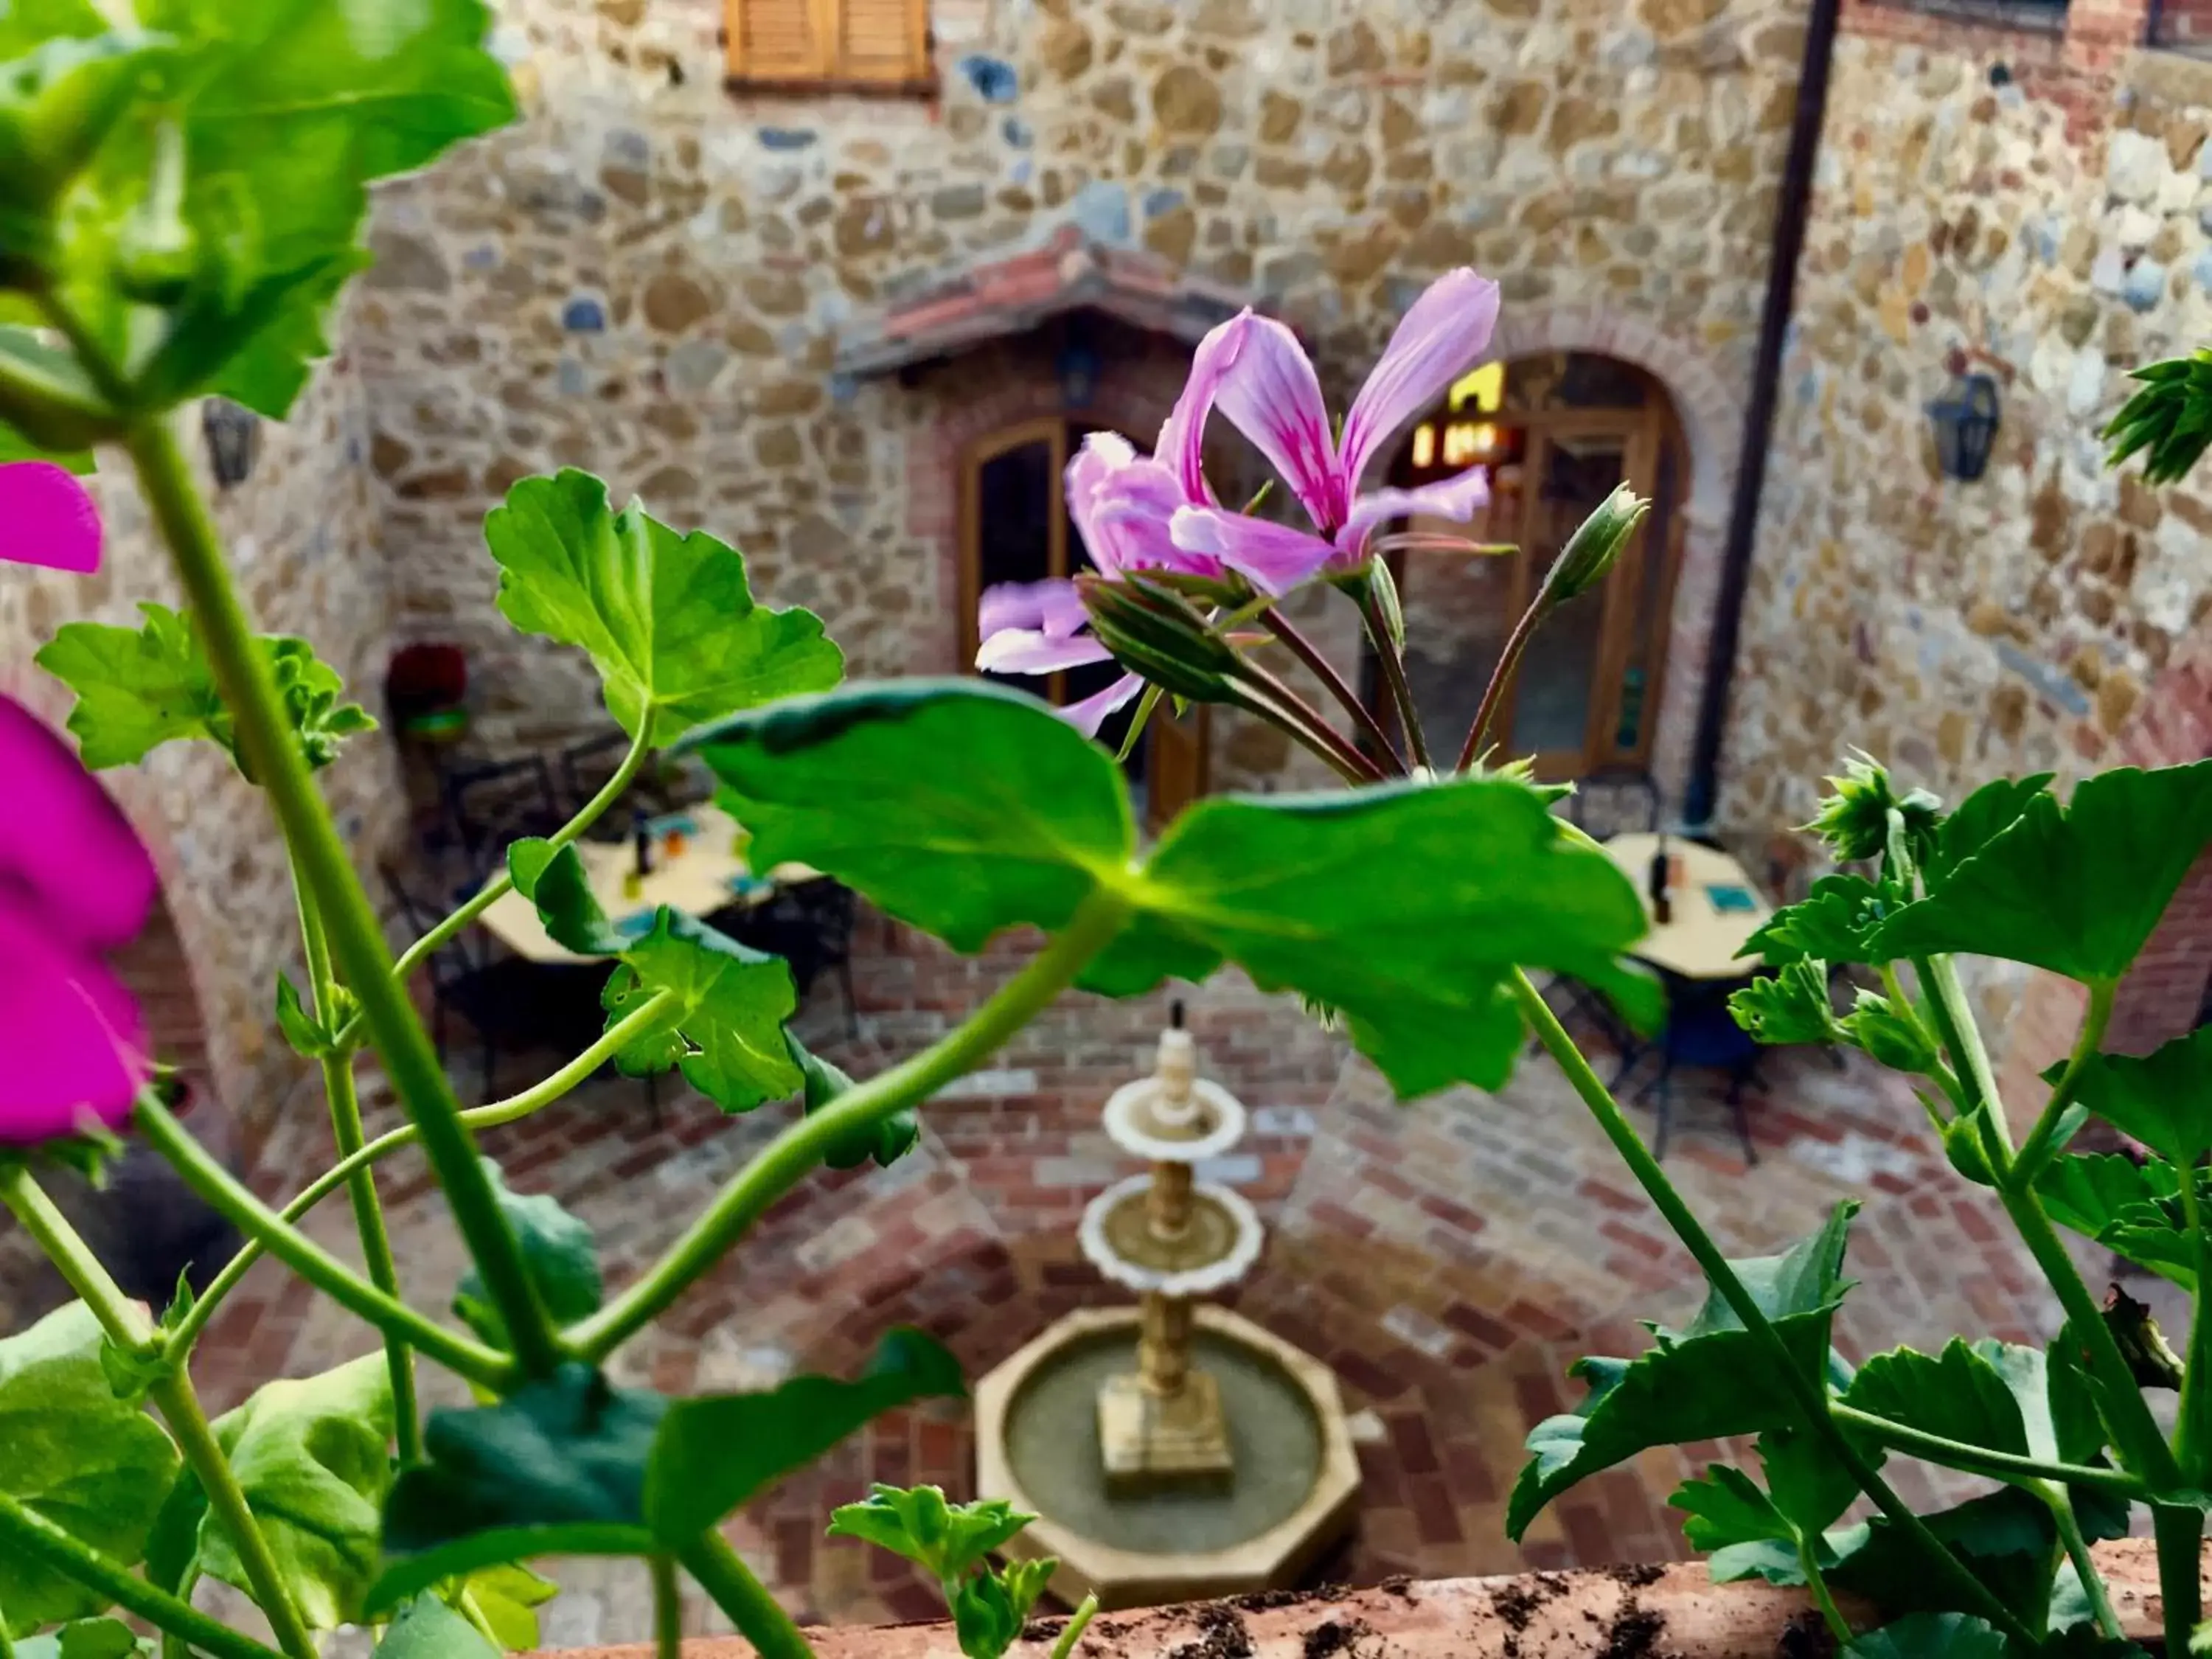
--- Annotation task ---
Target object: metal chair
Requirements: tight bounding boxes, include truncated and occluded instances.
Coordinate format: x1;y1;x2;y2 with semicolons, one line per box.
726;880;860;1038
558;730;639;821
1610;976;1763;1164
441;754;563;865
1566;765;1661;841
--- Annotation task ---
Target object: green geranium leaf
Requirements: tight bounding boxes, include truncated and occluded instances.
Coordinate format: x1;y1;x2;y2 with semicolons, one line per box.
1924;775;2053;889
14;1618;150;1659
1730;961;1838;1046
375;1595;498;1659
0;417;95;471
456;1563;558;1653
488;470;843;747
1843;1614;2008;1659
1089;776;1664;1098
198;1354;393;1630
1674;1463;1791;1555
36;602;375;777
692;681;1133;953
2065;1024;2212;1165
1507;1204;1858;1540
643;1328;961;1545
507;840;623;956
600;909;802;1110
1831;1488;2059;1630
2039;1153;2196;1289
273;970;348;1060
24;0;515;417
827;1486;1035;1582
371;1367;664;1615
1871;763;2212;987
697;681;1662;1097
453;1161;602;1352
790;1034;917;1170
0;1304;181;1638
97;1273;194;1403
1843;1340;2029;1461
950;1558;1056;1659
1742;874;1886;967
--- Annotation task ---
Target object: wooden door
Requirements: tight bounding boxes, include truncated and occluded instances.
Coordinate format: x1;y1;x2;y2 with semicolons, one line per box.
1147;702;1208;831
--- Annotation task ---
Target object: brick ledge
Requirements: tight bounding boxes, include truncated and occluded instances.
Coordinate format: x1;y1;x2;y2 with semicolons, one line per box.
557;1538;2199;1658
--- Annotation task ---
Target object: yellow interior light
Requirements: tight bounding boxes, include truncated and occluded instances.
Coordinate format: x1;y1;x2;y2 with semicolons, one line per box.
1447;361;1503;414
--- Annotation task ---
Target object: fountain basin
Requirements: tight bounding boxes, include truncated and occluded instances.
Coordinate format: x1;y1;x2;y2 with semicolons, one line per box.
973;1306;1361;1610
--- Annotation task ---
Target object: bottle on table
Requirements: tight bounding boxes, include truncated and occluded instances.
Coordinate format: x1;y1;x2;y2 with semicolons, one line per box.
1648;832;1673;927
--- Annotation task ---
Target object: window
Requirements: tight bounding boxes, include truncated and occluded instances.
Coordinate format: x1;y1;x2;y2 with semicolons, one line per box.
726;0;933;93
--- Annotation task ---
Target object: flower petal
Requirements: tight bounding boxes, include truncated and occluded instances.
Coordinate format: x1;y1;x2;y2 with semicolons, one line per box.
1171;504;1343;597
1067;442;1203;579
1152;310;1249;507
976;627;1113;676
0;462;102;574
978;578;1088;641
1057;672;1144;740
1340;464;1494;552
0;893;149;1145
0;695;157;951
1338;268;1503;493
1211;316;1348;533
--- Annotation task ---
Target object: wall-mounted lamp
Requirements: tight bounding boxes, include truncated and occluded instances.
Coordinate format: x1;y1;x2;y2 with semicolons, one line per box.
1927;372;2000;481
202;398;260;490
1058;319;1100;410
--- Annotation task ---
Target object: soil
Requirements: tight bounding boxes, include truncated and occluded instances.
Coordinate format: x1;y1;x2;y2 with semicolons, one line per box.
1299;1618;1374;1658
1595;1606;1666;1659
1164;1604;1254;1659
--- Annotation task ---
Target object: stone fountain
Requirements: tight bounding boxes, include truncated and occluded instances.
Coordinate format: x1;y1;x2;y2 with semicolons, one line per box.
973;1017;1360;1610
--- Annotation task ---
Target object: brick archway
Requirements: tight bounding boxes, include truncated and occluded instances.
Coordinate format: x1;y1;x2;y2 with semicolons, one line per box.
902;343;1191;678
1473;306;1748;806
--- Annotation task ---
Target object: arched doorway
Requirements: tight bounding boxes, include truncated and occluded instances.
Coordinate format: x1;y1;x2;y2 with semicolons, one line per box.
958;417;1208;828
1374;351;1688;782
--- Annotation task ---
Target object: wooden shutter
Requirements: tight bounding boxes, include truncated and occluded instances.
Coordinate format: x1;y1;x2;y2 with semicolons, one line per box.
727;0;829;81
836;0;929;86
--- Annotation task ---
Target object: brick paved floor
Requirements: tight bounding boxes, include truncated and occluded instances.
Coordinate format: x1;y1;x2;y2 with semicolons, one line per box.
0;911;2103;1643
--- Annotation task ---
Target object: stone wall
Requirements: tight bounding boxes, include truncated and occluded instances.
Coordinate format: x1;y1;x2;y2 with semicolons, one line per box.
1721;2;2212;832
0;350;404;1145
357;0;1807;787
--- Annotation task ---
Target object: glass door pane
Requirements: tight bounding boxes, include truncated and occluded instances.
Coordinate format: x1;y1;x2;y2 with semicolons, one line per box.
1064;422;1148;785
974;434;1060;695
1509;431;1627;770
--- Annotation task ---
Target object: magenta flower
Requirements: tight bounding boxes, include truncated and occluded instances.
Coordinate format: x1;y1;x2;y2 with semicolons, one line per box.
0;462;102;574
1169;268;1502;594
0;695;159;1144
975;313;1248;737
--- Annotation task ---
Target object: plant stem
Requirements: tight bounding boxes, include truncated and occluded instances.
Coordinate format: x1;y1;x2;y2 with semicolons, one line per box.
134;1096;512;1390
1259;608;1403;772
2177;1161;2212;1484
1455;597;1546;771
572;895;1127;1360
1230;661;1388;785
2155;1501;2205;1658
1050;1594;1100;1659
167;990;683;1357
677;1534;813;1659
1510;971;2039;1649
1795;1537;1850;1645
292;872;420;1461
1919;956;2183;1488
0;1489;285;1659
0;1166;319;1659
0;1588;13;1659
2012;979;2115;1186
1354;588;1431;771
126;414;562;1379
2049;1489;2126;1642
1826;1403;2144;1496
651;1554;684;1659
354;726;654;1048
1877;963;1964;1113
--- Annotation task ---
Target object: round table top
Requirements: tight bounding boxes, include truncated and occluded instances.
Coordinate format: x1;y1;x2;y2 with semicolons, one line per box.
1601;832;1773;981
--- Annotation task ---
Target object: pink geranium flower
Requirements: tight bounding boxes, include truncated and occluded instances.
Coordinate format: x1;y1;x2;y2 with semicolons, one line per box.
0;462;102;574
0;695;159;1144
974;314;1247;737
1169;268;1502;594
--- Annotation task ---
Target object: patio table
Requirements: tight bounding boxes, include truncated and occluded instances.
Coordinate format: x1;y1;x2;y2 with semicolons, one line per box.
476;802;819;964
1601;832;1773;982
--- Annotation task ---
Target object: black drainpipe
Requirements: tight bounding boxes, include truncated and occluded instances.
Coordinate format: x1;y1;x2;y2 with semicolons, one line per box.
1682;0;1843;828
